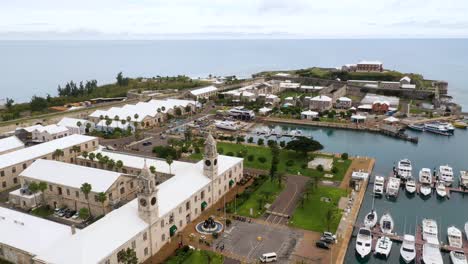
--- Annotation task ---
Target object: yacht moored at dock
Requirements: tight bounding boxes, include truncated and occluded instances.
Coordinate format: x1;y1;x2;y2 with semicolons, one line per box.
386;177;401;198
380;212;394;235
405;177;416;194
374;236;392;258
400;234;416;263
422;218;439;244
459;171;468;189
407;123;425;132
422;242;443;264
447;225;463;248
436;181;447;198
374;176;385;196
214;120;240;131
355;228;372;259
397;159;412;180
450;251;468;264
438;165;454;186
364;210;377;229
419;168;433;196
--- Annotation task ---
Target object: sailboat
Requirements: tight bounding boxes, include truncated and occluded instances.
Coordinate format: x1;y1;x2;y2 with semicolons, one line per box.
364;195;378;228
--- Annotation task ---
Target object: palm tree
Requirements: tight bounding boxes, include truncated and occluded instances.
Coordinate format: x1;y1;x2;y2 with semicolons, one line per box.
71;145;81;164
99;115;104;122
114;115;120;122
149;166;156;174
126;116;131;123
52;149;64;161
161;106;166;112
97;192;107;215
107;159;116;170
88;152;95;162
134;113;139;121
80;183;93;217
85;123;92;134
166;156;173;174
157;108;161;113
96;152;103;161
28;182;39;206
276;172;287;187
105;119;112;132
116;160;124;171
38;182;47;203
82;151;89;159
76;121;82;129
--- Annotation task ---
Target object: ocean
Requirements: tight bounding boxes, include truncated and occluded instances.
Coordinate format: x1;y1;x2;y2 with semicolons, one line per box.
0;39;467;109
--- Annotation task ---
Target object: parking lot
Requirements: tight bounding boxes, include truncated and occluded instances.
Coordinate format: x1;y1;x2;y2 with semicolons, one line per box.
214;220;303;263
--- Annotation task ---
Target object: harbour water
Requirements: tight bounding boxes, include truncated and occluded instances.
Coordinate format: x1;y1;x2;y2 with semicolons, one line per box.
1;39;467;109
248;123;468;263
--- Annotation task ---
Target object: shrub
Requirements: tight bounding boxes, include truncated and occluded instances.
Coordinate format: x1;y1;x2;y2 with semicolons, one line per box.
226;152;234;156
247;137;254;143
258;156;267;163
212;232;219;239
301;163;307;169
226;219;232;226
237;151;244;157
286;160;294;166
194;146;201;154
279;141;286;148
257;138;264;146
317;164;324;172
267;140;276;147
332;166;338;173
341;152;349;160
247;154;254;161
218;147;224;154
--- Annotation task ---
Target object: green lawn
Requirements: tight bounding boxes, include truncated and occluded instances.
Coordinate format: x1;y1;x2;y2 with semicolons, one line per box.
31;206;53;218
290;186;348;233
236;177;283;218
190;142;351;181
165;249;223;264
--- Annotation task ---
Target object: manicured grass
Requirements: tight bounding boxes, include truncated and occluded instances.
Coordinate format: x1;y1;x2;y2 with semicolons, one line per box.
165;249;223;264
290;186;348;233
31;206;53;218
190;142;351;181
236;177;283;218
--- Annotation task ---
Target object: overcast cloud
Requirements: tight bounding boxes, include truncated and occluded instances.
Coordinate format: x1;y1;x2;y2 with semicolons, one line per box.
0;0;467;39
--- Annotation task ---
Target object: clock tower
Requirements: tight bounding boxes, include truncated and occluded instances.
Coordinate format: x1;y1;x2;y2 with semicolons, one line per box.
203;133;218;179
137;159;159;224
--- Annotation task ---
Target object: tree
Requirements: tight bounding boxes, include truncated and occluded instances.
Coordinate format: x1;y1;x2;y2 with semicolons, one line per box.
88;152;96;161
28;182;39;206
76;121;82;128
247;137;254;143
97;192;107;215
71;145;81;164
166;156;173;174
257;138;264;146
85;123;92;133
117;248;138;264
276;172;287;187
30;96;48;112
149;166;156;174
285;136;323;156
116;160;124;171
341;153;349;160
52;149;64;161
80;183;93;217
82;151;89;159
105;119;112;132
175;107;182;116
317;164;324;172
5;98;14;109
116;72;129;86
79;207;90;220
269;143;280;181
324;207;338;232
279;141;286;148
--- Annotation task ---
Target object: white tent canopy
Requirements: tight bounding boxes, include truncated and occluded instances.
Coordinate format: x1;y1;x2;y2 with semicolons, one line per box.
384;116;400;123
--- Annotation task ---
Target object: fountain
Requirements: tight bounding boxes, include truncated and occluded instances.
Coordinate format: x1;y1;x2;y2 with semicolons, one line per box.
195;217;224;235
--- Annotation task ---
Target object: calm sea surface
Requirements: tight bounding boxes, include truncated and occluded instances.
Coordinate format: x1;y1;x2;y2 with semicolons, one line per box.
249;124;468;263
0;39;467;109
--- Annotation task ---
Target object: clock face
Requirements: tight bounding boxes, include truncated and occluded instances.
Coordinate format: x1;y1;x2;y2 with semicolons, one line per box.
139;198;147;207
205;160;211;166
151;197;157;205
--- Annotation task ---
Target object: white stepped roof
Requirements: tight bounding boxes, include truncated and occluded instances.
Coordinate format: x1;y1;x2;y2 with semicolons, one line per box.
0;136;24;153
190;85;218;96
20;124;69;134
0;134;97;169
301;110;319;116
57;117;91;128
0;207;75;257
311;95;332;102
20;160;122;192
358;60;382;65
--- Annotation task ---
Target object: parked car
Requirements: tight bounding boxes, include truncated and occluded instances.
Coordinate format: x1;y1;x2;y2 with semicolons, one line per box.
71;212;80;220
142;141;152;146
322;232;337;241
320;235;335;244
65;210;76;218
56;208;67;217
315;241;330;250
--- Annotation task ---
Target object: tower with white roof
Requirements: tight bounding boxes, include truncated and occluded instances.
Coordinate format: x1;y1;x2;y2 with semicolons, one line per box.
203;133;218;179
137;159;159;224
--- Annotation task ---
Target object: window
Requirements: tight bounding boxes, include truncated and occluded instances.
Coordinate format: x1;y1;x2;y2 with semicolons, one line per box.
218;179;221;184
161;234;166;241
224;185;227;191
75;191;79;198
85;143;88;149
179;220;183;227
66;189;70;196
143;232;148;241
131;240;136;249
13;178;17;184
179;207;182;214
201;191;205;199
229;171;232;178
0;171;3;177
144;247;148;256
161;220;165;228
218;190;221;195
185;201;190;211
57;187;62;195
22;163;27;169
109;193;113;200
2;182;6;188
94;195;98;202
169;213;174;224
49;184;53;191
194;195;198;202
92;141;96;146
130;182;134;189
69;149;72;154
208;186;211;192
195;208;198;215
12;167;16;173
120;187;125;194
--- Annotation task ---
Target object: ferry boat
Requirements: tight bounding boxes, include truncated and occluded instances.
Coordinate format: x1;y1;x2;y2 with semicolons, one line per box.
450;251;468;264
214;120;240;131
460;171;468;189
424;122;452;136
436;181;447;198
380;212;394;235
355;228;372;258
386;177;401;198
405;177;416;194
448;226;463;248
375;236;392;258
438;165;454;186
407;123;425;131
400;234;416;263
422;242;443;264
397;159;412;179
374;176;385;196
422;218;439;244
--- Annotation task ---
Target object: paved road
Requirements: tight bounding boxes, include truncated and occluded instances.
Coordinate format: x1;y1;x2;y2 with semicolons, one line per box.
264;175;310;225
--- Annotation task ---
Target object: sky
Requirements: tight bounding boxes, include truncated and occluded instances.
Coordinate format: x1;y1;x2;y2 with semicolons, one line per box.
1;0;468;39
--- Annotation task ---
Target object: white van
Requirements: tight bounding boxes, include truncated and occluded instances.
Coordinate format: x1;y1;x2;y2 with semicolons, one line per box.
259;252;277;263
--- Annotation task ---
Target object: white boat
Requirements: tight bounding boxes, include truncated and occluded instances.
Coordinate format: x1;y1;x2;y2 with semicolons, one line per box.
375;236;392;258
380;213;394;235
438;165;454;186
374;176;385;196
397;159;413;180
419;168;433;184
424;122;452;136
436;181;447;198
386;177;401;197
405;177;416;194
448;226;463;248
214;120;240;131
460;171;468;189
450;251;468;264
465;222;468;241
422;242;443;264
355;227;372;258
288;129;302;137
439;122;456;133
420;184;432;196
400;234;416;263
422;218;439;244
364;210;378;229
